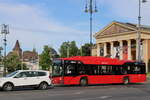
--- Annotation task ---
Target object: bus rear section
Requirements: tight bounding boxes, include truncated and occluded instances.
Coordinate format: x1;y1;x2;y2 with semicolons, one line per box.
125;62;146;83
52;56;146;86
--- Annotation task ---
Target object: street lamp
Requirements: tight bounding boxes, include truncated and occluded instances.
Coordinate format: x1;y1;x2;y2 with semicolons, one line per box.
137;0;147;62
1;24;9;76
67;43;70;57
84;0;98;45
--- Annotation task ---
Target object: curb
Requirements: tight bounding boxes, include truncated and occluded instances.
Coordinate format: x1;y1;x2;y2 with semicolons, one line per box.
147;76;150;81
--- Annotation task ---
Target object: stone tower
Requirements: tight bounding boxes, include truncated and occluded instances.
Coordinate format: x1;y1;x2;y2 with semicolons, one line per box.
13;40;22;58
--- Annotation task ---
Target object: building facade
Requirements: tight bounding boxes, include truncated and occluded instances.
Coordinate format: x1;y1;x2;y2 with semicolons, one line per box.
92;21;150;72
23;50;39;70
8;40;39;70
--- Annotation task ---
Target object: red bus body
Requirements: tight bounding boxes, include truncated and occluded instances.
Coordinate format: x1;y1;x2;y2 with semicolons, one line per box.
52;56;146;85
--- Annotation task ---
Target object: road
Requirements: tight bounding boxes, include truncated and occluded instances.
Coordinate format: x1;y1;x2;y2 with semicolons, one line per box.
1;82;150;100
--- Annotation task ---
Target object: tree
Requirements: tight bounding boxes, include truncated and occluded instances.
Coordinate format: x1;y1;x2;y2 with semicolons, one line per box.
59;41;79;57
6;53;28;73
80;43;92;56
59;42;69;58
49;47;59;58
69;41;79;57
39;45;58;70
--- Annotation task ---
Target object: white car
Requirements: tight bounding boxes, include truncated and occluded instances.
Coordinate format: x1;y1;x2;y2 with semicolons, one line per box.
0;70;52;91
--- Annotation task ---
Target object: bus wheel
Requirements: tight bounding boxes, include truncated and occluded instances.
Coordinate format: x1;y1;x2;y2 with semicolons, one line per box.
80;78;88;86
123;77;129;85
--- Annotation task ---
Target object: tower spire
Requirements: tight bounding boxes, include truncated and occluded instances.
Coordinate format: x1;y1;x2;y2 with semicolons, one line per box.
13;40;21;51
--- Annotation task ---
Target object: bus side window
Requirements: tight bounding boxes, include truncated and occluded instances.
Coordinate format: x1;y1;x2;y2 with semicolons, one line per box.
100;66;113;75
77;64;86;75
65;64;76;75
121;66;127;75
133;66;141;74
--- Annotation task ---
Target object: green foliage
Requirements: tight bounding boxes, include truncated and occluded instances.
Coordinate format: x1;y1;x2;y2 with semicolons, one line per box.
59;41;79;57
16;63;28;71
80;43;92;56
69;41;79;56
6;53;28;73
39;45;58;70
59;42;69;57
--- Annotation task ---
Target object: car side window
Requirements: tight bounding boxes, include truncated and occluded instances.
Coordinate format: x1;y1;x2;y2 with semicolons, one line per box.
26;71;38;77
15;72;27;78
38;72;46;76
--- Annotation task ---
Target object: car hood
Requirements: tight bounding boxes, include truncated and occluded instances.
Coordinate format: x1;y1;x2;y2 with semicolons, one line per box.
0;77;11;80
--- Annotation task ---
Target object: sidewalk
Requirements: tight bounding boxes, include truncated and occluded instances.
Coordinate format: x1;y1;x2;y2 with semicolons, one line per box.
147;76;150;81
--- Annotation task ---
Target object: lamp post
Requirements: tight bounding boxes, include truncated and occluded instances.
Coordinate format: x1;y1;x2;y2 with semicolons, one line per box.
84;0;98;46
137;0;147;62
67;43;70;57
1;24;9;76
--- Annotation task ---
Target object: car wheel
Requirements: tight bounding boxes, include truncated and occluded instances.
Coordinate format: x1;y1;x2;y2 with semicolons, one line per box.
3;83;13;91
80;78;88;86
39;82;48;90
123;77;129;85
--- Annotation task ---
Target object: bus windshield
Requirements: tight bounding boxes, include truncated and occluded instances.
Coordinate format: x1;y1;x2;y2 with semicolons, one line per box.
52;59;63;76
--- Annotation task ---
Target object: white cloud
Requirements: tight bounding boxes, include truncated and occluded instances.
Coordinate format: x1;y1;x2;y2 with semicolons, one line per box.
100;0;150;25
0;2;88;53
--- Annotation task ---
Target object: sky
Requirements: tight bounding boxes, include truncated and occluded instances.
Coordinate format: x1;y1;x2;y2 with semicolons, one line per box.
0;0;150;54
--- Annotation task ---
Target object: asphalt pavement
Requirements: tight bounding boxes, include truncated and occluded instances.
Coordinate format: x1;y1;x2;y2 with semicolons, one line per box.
1;82;150;100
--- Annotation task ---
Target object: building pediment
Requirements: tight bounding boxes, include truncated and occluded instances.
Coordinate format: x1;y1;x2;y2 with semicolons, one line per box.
95;21;137;39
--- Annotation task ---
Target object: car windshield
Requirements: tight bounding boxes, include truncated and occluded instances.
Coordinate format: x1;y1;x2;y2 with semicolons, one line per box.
6;71;19;77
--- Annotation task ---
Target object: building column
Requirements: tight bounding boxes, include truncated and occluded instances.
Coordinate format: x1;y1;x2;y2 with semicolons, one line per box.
127;40;132;60
136;39;138;60
110;42;114;58
143;40;148;73
97;43;100;56
104;43;107;56
119;40;123;60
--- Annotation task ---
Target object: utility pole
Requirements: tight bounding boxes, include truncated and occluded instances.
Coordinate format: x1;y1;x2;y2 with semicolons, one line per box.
1;24;9;76
137;0;147;62
0;47;3;71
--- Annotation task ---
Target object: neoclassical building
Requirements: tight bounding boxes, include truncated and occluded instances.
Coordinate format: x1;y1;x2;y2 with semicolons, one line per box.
92;21;150;72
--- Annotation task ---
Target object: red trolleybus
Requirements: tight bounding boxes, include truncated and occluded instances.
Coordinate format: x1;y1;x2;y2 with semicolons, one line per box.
52;56;146;86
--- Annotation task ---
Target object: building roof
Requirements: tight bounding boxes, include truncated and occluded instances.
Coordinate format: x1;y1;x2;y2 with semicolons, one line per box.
94;21;150;38
13;40;22;51
117;21;150;31
23;51;38;61
58;56;134;65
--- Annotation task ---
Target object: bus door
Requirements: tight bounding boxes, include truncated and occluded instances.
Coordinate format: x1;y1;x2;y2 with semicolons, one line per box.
99;65;116;84
85;65;115;84
63;60;79;85
112;66;128;83
52;60;64;84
